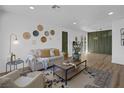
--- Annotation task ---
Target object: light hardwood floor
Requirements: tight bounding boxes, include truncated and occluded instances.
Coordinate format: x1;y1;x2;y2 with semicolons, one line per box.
86;53;124;88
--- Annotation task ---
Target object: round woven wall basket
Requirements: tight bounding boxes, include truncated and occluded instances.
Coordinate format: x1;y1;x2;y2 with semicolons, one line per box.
23;32;31;40
50;30;55;35
33;30;39;37
41;36;47;43
37;24;44;31
44;31;49;36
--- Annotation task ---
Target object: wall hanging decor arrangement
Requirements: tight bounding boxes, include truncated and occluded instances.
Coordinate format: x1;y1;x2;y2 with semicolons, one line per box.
120;28;124;46
33;30;39;37
44;31;49;36
37;24;44;31
50;30;55;35
23;32;31;40
41;36;47;43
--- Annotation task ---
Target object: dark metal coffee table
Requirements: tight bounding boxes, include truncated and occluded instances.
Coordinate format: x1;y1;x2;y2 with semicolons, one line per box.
53;59;87;85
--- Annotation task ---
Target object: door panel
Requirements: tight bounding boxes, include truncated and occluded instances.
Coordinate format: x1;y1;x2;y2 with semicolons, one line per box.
62;31;68;53
88;30;112;54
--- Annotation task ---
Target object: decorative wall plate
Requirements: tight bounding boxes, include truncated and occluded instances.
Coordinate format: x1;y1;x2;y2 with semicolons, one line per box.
33;30;39;37
44;31;49;36
23;32;31;40
41;36;47;43
50;30;55;35
37;24;43;31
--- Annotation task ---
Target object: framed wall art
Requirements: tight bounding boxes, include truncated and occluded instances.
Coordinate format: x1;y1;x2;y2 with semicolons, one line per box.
120;28;124;46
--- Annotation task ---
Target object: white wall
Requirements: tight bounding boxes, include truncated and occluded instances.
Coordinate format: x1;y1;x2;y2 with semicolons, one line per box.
112;19;124;65
0;12;87;73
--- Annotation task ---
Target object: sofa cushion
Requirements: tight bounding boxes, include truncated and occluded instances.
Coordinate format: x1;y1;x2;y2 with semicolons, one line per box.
41;49;50;57
54;49;60;56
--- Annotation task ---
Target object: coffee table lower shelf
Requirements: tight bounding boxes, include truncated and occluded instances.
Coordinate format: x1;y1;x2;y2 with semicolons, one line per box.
53;60;87;85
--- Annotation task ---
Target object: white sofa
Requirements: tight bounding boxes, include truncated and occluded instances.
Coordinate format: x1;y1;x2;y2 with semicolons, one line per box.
0;70;44;88
26;48;64;71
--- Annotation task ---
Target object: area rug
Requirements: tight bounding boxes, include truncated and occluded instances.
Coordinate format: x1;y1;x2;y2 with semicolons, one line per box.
87;67;112;88
43;69;66;88
42;67;112;88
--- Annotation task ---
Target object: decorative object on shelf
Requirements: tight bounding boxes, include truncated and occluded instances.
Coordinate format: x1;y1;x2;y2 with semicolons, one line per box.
37;24;43;31
120;28;124;46
50;30;55;36
44;31;49;36
41;36;47;43
33;30;39;37
23;32;31;40
72;36;83;61
9;33;19;62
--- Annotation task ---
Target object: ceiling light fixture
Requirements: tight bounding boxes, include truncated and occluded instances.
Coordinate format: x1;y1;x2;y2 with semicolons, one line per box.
73;22;77;25
108;12;114;15
52;5;60;9
29;6;35;10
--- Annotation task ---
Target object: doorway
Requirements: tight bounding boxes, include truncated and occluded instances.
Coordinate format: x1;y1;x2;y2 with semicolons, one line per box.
62;31;68;59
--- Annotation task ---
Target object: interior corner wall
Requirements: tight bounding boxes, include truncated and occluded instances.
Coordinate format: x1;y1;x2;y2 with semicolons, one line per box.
0;12;87;73
112;19;124;65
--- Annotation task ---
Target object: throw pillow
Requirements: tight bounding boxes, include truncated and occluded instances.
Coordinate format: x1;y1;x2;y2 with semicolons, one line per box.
41;49;50;57
54;49;60;56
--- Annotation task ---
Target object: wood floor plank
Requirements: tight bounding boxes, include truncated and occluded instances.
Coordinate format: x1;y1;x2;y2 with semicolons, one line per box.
86;53;124;88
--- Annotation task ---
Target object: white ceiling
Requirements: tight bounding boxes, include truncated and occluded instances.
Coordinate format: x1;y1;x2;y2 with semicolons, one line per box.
1;5;124;32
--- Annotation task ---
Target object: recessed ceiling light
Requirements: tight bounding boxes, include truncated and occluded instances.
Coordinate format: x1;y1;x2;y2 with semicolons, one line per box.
108;12;114;15
73;22;77;25
52;5;60;9
29;6;35;10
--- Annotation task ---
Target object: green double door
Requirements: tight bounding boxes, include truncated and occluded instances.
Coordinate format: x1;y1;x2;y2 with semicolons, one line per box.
88;30;112;54
62;31;68;54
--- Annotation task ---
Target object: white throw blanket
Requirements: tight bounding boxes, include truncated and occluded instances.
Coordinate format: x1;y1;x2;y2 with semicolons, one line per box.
26;55;49;70
26;55;36;63
37;58;49;70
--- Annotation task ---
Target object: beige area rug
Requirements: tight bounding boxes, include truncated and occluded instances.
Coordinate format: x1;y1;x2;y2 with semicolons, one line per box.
67;71;98;88
43;69;99;88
